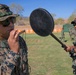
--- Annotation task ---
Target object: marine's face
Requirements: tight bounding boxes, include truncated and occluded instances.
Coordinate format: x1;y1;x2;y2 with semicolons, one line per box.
0;17;16;39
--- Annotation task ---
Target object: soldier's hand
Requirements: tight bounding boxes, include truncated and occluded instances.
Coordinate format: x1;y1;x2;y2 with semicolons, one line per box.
8;30;20;53
65;45;76;52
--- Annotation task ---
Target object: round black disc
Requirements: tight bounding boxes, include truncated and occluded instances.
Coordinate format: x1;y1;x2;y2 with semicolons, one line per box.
30;8;54;36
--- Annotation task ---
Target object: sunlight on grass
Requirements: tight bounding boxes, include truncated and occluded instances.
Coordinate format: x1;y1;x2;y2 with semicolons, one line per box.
22;33;74;75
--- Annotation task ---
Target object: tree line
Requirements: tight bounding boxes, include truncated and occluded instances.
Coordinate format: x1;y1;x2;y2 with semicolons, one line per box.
9;3;76;26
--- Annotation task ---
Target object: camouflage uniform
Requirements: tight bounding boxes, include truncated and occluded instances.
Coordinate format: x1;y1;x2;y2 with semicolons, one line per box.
69;49;76;75
0;36;29;75
69;28;76;42
69;20;76;75
0;4;30;75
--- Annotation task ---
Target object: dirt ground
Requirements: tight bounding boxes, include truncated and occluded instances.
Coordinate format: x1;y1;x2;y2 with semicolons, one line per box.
15;25;32;30
15;25;62;33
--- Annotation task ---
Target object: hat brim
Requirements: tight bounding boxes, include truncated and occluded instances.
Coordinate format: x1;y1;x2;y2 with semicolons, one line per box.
0;14;17;21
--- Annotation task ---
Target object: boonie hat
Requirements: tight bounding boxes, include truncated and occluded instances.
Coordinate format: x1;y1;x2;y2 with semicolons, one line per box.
0;4;17;21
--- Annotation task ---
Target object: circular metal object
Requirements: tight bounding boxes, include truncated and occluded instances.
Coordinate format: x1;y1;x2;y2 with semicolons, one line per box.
30;8;54;36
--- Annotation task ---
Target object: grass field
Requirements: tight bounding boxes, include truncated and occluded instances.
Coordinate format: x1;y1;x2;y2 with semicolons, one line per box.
21;32;74;75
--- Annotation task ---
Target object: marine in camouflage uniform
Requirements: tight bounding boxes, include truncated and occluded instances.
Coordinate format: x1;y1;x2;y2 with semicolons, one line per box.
71;18;76;75
0;36;29;75
66;19;76;75
0;4;29;75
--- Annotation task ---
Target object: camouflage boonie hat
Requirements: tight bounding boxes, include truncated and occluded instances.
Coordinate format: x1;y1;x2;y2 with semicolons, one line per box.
0;4;17;21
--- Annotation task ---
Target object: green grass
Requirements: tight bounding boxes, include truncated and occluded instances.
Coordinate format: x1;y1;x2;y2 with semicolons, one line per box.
22;32;74;75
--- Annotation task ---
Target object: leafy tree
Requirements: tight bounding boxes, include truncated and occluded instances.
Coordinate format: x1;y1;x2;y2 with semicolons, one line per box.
68;9;76;23
54;18;64;25
9;3;26;25
9;3;24;16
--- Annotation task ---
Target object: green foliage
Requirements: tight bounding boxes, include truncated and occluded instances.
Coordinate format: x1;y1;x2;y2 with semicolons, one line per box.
55;18;64;25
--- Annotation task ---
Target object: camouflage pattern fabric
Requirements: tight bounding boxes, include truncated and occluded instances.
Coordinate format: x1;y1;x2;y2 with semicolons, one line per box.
0;36;30;75
69;49;76;75
69;28;76;42
0;4;17;21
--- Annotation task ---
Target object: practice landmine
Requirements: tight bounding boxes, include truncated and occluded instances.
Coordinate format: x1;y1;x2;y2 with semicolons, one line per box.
30;8;67;50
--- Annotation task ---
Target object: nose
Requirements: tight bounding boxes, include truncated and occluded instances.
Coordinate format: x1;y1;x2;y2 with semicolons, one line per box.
9;21;14;26
8;22;14;29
